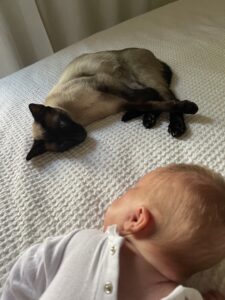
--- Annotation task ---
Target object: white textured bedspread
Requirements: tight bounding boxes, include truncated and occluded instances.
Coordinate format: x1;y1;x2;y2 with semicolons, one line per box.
0;0;225;295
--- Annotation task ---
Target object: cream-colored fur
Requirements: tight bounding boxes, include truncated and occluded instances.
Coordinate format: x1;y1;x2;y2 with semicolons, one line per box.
45;82;126;126
43;48;169;126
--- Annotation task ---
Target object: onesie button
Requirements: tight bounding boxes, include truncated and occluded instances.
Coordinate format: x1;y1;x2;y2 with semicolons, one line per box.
110;245;116;255
104;282;113;294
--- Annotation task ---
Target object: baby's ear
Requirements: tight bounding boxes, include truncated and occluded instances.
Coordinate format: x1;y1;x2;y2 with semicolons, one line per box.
29;103;47;122
26;140;47;160
123;207;154;236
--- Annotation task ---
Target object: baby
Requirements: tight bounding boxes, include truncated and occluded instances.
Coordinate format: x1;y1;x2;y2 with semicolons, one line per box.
2;164;225;300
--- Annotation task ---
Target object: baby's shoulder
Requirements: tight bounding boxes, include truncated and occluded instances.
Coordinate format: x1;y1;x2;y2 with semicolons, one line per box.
64;228;105;254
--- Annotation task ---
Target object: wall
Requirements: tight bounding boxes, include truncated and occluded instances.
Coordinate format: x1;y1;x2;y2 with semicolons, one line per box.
37;0;176;51
0;0;176;78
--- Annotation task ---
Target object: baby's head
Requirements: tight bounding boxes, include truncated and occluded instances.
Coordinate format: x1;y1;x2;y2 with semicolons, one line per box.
104;164;225;278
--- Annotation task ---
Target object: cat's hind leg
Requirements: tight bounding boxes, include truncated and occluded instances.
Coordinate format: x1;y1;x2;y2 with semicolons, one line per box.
167;90;189;137
160;62;173;86
121;87;162;126
168;113;186;137
130;66;197;137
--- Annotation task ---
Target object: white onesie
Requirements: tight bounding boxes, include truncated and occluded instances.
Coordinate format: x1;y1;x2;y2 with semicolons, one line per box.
1;226;203;300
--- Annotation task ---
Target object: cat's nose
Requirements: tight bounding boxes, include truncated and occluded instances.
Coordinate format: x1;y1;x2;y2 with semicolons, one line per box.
76;127;87;143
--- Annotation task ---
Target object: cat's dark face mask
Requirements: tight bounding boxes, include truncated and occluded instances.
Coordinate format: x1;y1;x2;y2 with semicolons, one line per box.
26;104;87;160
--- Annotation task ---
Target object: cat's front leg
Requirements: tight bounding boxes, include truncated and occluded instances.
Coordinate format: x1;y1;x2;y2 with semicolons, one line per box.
121;110;144;122
142;111;160;128
122;110;160;129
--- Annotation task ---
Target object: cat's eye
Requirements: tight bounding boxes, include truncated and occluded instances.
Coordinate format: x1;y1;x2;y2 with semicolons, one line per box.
59;120;67;128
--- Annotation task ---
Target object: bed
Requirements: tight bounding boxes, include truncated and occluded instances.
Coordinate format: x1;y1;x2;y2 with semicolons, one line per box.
0;0;225;295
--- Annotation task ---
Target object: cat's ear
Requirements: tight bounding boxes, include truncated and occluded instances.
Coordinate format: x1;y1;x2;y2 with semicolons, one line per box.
26;140;47;160
29;103;47;122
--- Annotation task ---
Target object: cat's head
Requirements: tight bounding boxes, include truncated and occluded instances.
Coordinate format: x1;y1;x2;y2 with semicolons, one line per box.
26;104;87;160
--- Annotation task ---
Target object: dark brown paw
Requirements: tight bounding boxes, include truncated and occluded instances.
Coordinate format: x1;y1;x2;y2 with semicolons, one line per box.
179;100;198;114
143;112;158;128
168;116;186;137
122;111;143;122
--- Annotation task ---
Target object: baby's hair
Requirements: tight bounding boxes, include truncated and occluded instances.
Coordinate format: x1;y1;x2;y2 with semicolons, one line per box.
166;163;225;194
149;164;225;266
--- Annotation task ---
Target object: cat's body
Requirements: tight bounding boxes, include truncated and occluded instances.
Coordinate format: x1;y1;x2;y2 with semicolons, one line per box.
27;48;198;160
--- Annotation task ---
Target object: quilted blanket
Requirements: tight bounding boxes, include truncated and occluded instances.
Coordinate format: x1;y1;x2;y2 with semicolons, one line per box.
0;0;225;294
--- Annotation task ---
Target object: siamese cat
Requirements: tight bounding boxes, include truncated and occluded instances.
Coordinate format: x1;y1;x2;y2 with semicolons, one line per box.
26;48;198;160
